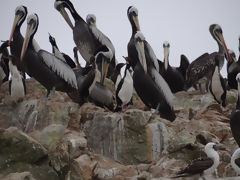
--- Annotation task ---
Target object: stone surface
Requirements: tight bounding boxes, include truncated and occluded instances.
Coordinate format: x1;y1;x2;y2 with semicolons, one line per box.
0;78;239;179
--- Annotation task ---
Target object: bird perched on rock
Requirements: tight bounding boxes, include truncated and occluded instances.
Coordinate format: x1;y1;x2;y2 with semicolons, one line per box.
114;63;133;111
174;142;224;180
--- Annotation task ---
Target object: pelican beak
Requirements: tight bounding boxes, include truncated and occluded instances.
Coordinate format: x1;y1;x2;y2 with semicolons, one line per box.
133;16;140;31
100;59;109;85
136;40;147;74
164;47;169;70
59;7;74;30
20;23;33;61
218;33;232;62
9;14;21;45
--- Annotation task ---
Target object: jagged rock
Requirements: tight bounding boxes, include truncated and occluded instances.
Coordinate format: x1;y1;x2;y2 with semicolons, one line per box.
0;127;47;164
1;78;240;179
48;140;70;179
63;130;87;159
72;154;97;180
93;154;138;179
0;127;58;179
83;109;169;164
0;172;36;180
34;124;66;149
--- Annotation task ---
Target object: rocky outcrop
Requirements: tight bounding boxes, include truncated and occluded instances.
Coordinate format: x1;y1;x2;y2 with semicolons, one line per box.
0;78;239;179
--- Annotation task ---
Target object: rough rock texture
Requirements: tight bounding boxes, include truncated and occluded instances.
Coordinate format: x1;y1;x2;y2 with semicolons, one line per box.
0;78;239;179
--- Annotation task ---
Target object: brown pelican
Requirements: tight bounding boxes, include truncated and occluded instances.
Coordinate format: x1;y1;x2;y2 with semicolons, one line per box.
185;24;232;92
54;0;116;78
20;14;79;100
160;41;185;93
175;142;224;180
230;73;240;146
48;33;76;68
127;6;175;121
9;5;40;78
128;30;175;121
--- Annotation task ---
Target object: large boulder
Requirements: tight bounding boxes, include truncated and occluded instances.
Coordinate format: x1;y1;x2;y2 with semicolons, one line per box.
0;127;58;179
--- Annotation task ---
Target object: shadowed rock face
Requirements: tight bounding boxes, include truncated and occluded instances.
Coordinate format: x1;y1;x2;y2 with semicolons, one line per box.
0;78;239;179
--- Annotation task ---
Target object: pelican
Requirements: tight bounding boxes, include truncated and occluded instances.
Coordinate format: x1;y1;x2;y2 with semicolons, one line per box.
160;41;185;93
185;24;232;92
54;0;116;78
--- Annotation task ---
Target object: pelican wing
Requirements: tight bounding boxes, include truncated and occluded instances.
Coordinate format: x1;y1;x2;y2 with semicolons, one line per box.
89;25;115;55
149;67;174;107
144;40;159;72
38;50;78;89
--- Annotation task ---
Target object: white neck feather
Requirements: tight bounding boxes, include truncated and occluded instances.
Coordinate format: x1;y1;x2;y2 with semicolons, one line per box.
203;146;220;175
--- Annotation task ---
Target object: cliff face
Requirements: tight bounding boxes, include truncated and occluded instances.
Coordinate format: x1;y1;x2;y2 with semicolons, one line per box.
0;78;239;180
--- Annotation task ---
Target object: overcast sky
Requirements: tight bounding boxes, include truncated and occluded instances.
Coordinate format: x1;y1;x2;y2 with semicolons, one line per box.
1;0;240;77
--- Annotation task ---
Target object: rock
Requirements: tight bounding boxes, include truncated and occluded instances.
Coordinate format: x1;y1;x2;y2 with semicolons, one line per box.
0;172;36;180
93;154;138;179
0;127;58;179
0;78;240;179
0;127;47;164
63;130;87;159
73;154;97;180
83;109;169;164
34;124;66;149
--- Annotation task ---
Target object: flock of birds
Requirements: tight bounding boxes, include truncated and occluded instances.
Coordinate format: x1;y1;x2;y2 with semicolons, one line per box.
1;0;240;179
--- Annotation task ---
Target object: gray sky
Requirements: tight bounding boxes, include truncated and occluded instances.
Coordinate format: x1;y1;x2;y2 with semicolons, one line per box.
1;0;240;77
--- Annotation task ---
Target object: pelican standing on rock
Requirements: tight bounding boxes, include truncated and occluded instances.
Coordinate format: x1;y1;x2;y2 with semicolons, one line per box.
230;73;240;146
175;142;224;180
160;41;185;93
127;6;175;121
128;31;175;121
20;14;78;98
54;0;116;78
185;24;232;92
9;5;40;78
